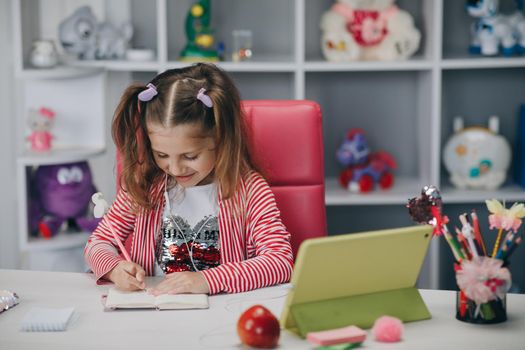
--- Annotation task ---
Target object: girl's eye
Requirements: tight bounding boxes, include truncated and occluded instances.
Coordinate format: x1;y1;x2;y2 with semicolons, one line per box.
184;154;198;161
156;153;168;159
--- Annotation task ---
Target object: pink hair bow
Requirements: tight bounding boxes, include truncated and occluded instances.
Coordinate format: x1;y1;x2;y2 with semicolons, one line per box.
39;107;55;119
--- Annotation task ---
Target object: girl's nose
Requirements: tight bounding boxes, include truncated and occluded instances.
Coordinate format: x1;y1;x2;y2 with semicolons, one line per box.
167;160;184;176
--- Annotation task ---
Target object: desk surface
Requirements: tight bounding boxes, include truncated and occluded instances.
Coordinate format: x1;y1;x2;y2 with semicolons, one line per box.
1;269;524;350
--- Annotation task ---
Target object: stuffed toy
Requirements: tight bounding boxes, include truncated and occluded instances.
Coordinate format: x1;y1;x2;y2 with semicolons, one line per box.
336;129;397;192
58;6;133;60
29;161;101;238
27;107;55;152
320;0;421;61
443;116;511;190
466;0;525;56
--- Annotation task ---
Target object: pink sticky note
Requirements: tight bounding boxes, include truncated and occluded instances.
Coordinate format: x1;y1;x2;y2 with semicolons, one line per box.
306;325;367;346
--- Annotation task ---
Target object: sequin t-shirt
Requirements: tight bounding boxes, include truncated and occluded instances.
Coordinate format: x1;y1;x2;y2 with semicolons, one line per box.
154;183;220;275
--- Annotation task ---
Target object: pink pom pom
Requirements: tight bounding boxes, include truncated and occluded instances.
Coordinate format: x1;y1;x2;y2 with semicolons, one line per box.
371;316;404;342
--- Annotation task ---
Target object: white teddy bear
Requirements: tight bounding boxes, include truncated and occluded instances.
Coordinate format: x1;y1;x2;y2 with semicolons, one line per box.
320;0;421;61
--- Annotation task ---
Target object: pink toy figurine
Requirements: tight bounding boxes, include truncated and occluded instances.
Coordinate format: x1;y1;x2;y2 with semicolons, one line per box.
27;107;55;152
336;128;397;192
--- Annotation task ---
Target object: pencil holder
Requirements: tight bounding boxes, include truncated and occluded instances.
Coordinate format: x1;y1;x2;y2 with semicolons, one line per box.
455;290;507;324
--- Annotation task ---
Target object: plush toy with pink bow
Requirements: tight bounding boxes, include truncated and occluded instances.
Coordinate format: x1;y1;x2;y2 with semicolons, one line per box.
27;107;55;152
336;128;397;192
320;0;421;61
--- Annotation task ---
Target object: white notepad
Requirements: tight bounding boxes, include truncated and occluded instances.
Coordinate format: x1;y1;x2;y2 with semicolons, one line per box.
20;307;75;332
105;288;209;310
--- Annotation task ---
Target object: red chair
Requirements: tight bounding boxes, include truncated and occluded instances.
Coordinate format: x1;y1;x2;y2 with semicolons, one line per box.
242;100;327;256
119;100;327;257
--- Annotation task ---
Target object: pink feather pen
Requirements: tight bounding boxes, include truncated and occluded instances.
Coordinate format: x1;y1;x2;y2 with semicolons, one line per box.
91;192;131;262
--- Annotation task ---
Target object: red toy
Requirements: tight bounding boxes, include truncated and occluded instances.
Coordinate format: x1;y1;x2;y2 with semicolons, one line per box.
336;128;397;192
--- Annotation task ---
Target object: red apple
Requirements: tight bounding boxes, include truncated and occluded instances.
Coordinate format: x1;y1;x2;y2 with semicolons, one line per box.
237;305;280;348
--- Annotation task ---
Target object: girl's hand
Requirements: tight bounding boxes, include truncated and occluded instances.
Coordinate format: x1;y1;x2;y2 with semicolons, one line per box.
105;261;146;291
149;272;210;295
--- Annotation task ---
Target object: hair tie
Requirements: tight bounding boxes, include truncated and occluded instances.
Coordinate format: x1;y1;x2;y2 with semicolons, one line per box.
138;83;158;102
196;88;213;108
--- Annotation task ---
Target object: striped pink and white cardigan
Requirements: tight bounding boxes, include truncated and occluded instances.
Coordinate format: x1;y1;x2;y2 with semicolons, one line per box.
84;171;294;294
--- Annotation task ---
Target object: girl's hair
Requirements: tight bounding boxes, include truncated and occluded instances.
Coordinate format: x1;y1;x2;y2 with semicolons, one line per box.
112;63;256;209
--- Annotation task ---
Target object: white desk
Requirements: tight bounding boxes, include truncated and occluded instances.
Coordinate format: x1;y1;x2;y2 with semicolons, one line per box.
1;269;524;350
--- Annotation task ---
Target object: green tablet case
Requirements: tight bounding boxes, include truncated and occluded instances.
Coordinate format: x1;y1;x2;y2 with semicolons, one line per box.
280;225;433;337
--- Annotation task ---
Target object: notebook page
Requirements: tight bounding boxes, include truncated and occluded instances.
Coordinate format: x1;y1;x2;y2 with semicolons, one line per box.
155;293;209;309
20;307;75;332
105;288;156;308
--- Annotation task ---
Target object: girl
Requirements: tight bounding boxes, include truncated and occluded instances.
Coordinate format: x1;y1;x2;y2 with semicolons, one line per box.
84;63;293;295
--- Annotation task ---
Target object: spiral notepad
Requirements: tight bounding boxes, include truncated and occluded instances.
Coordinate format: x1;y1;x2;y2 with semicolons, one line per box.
20;307;75;332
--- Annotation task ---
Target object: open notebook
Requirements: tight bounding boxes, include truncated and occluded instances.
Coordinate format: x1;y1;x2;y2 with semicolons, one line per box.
105;288;209;310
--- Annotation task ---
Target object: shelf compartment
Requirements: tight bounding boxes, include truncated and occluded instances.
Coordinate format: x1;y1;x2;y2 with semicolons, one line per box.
442;0;522;60
17;161;103;253
166;0;295;62
305;0;435;63
16;0;158;72
306;70;433;188
440;68;525;189
128;0;159;59
21;73;106;151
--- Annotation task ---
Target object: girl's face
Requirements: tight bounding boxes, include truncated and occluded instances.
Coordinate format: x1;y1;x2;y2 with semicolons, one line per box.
148;122;216;188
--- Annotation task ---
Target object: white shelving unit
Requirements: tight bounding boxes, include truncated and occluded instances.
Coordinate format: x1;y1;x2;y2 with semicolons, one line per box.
13;0;108;271
13;0;525;289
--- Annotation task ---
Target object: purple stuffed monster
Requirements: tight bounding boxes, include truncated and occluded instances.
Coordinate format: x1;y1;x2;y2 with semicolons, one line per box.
29;161;101;238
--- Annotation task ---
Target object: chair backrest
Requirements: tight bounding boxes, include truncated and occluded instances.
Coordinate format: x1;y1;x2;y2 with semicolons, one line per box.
117;100;327;257
242;100;327;256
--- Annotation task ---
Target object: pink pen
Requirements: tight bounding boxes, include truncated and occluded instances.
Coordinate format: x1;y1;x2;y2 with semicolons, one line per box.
92;193;131;262
105;220;131;262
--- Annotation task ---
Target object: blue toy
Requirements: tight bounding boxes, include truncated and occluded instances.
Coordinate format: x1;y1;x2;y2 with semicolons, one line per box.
466;0;525;56
336;129;397;193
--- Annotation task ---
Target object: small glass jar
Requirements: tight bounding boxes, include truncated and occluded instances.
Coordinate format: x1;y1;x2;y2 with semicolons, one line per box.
456;290;507;324
231;30;253;62
30;39;59;68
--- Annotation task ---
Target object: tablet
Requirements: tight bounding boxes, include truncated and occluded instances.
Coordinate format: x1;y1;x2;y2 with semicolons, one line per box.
280;225;433;336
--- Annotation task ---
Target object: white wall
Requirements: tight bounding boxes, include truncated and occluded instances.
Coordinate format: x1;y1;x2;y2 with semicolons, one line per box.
0;0;19;268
